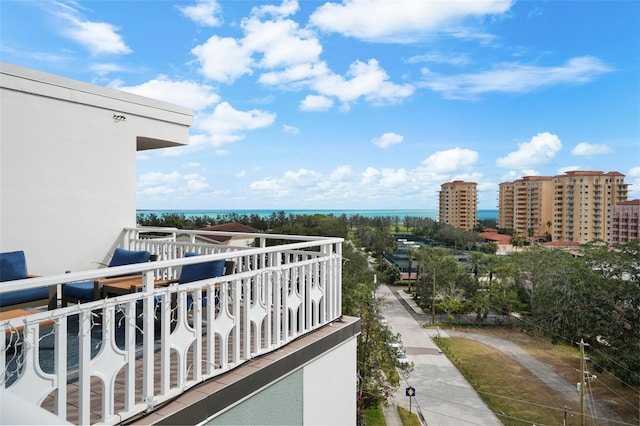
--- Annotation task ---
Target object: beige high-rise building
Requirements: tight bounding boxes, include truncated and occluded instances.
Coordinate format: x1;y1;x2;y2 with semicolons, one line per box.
498;176;554;238
498;171;628;243
553;171;628;243
439;180;478;230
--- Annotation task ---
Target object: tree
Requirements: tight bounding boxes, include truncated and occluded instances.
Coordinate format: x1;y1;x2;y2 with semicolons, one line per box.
510;231;524;251
479;242;498;255
382;263;401;285
413;247;475;313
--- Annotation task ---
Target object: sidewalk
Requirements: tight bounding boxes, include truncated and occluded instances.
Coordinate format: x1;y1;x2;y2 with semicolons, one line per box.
378;284;502;426
381;402;403;426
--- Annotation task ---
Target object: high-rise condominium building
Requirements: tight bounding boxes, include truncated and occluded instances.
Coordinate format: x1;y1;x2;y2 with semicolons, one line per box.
553;171;628;243
498;176;554;238
498;171;628;244
609;199;639;244
439;180;478;231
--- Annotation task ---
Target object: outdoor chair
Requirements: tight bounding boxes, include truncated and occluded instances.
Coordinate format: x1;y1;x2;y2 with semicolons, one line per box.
62;248;152;306
0;250;56;311
180;252;228;308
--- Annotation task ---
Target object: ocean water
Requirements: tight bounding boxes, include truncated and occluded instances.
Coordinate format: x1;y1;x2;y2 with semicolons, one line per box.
137;208;498;221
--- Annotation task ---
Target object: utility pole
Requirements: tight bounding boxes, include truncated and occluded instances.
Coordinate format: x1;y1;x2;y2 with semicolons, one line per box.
432;269;436;325
579;339;586;426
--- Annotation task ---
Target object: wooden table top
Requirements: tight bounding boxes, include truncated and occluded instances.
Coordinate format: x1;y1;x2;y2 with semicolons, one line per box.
1;308;54;333
101;275;176;296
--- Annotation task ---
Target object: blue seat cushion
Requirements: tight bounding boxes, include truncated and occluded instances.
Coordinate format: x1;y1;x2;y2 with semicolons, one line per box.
63;281;96;301
179;252;225;284
0;251;28;282
0;287;49;307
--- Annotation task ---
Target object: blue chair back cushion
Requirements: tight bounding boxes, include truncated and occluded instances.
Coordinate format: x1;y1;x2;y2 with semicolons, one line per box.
179;252;225;284
0;251;28;282
0;250;48;307
109;248;152;267
65;248;152;302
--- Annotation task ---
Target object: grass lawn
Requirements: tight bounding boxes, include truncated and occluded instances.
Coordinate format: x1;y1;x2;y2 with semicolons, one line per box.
432;327;639;426
397;406;421;426
361;404;385;425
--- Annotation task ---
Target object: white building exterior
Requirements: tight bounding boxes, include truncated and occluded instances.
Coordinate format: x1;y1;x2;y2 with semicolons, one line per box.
1;62;191;275
0;63;358;425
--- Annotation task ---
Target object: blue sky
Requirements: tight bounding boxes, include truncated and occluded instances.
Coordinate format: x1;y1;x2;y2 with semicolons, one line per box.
2;0;639;210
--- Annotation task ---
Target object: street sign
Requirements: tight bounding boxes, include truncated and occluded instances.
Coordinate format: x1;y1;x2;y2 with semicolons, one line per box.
405;386;415;397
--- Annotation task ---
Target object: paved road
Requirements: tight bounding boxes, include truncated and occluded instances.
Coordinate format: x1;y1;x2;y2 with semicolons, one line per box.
377;284;503;426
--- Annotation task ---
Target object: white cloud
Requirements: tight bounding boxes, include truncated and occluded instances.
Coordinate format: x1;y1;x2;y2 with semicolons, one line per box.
312;59;415;106
282;124;300;135
379;168;409;187
496;132;562;168
300;94;334;111
192;36;253;83
190;4;412;109
195;102;276;147
309;0;512;42
90;63;128;76
112;76;220;110
421;56;612;100
52;2;131;55
282;169;322;190
260;62;330;86
236;170;247;178
184;174;209;192
179;0;222;27
137;171;211;198
422;148;479;173
184;162;200;168
138;171;181;186
628;166;640;177
330;165;353;181
627;166;640;199
242;16;322;69
407;52;471;66
250;0;300;19
249;177;283;192
571;142;614;156
372;132;403;149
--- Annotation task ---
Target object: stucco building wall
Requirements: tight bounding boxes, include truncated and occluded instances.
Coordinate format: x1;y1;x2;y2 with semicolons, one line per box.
0;62;192;274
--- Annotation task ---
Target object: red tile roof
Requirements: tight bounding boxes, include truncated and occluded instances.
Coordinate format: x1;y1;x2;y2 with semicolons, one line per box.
197;222;258;243
479;231;512;244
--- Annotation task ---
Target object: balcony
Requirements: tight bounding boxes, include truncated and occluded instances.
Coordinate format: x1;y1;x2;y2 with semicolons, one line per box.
1;227;346;425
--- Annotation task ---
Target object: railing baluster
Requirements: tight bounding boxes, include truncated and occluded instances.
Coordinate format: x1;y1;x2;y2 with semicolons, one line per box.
124;301;136;413
55;316;68;419
78;310;92;425
142;278;155;412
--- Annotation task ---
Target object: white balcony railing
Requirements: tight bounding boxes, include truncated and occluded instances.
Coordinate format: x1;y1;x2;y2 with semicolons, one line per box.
1;227;343;424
